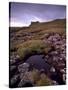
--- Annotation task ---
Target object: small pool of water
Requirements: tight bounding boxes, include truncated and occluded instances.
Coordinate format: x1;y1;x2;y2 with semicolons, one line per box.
25;55;51;73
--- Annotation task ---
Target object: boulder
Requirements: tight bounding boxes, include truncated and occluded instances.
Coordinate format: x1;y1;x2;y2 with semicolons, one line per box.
18;63;30;73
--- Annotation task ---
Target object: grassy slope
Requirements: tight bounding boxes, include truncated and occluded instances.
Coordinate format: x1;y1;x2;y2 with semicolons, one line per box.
10;19;66;57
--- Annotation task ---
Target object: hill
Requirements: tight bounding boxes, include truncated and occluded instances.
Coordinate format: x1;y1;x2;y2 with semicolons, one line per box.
10;19;66;52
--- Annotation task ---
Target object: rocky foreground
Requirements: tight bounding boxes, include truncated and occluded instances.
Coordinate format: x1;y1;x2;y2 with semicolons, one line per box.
44;33;66;83
10;32;66;87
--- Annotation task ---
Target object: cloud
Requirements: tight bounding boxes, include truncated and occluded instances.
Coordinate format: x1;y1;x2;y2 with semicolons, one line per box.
10;3;66;27
31;16;43;22
10;21;30;27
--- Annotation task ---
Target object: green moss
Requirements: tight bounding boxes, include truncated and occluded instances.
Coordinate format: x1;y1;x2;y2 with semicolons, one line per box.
29;69;52;86
36;74;52;86
17;40;51;59
31;68;40;83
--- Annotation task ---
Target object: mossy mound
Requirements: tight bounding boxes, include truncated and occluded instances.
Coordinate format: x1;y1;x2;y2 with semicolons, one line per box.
17;40;51;60
36;73;52;86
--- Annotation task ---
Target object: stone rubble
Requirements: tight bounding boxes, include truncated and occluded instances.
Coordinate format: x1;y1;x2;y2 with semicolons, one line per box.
44;33;66;83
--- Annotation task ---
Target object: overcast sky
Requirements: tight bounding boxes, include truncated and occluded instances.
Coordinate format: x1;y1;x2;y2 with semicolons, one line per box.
9;2;66;27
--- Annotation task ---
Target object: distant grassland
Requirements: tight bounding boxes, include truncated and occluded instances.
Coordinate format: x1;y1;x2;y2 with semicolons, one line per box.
10;19;66;57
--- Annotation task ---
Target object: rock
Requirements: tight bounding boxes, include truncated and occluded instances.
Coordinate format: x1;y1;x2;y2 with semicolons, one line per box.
50;51;58;55
63;39;66;42
48;36;53;41
45;55;49;59
20;72;29;80
62;50;66;54
60;69;65;74
25;71;34;83
18;63;30;73
50;67;55;73
15;55;20;60
10;55;15;59
18;79;25;87
58;63;65;69
56;41;63;45
19;73;24;79
52;38;58;42
10;65;17;71
10;54;20;65
63;74;66;82
55;45;60;49
40;69;45;73
53;56;59;61
60;54;65;59
59;57;63;61
19;71;35;84
10;59;16;65
52;80;58;85
55;33;60;38
10;75;19;86
18;79;33;87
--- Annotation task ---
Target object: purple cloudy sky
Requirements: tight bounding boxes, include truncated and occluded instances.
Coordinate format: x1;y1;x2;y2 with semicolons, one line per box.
9;2;66;27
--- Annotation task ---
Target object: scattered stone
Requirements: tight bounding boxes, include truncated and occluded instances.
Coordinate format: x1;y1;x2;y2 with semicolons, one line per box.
10;59;16;65
18;63;30;73
50;51;58;55
18;79;33;87
40;69;45;73
59;57;63;61
60;69;65;74
10;65;17;71
63;74;66;82
15;55;20;60
50;67;55;73
10;75;19;86
52;80;58;85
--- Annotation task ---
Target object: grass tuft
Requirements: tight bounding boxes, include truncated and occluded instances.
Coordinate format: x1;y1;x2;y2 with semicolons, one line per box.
17;40;51;60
